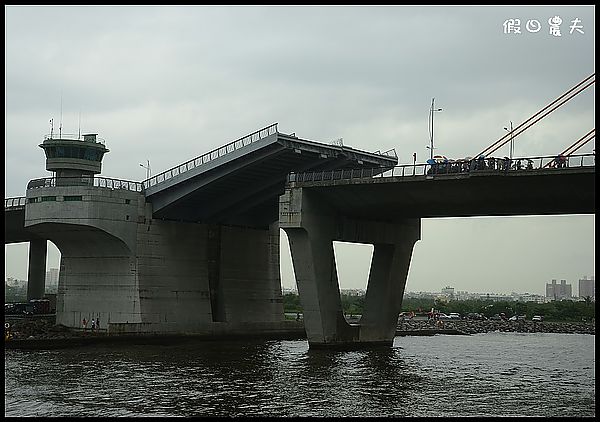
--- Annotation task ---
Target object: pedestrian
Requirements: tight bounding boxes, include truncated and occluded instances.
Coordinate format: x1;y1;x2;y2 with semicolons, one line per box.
96;317;100;330
82;317;87;331
91;318;96;331
526;159;533;170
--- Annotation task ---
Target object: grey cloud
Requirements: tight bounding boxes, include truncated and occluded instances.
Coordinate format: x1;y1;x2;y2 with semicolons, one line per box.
5;5;594;293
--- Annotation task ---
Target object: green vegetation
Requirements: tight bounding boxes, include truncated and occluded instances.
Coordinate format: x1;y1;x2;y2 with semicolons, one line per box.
4;283;57;303
282;293;303;313
282;292;596;322
7;286;595;322
5;284;27;303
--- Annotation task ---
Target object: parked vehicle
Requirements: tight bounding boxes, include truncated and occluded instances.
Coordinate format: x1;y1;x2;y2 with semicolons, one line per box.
5;299;51;316
465;313;487;320
448;313;461;320
532;315;544;322
509;315;526;321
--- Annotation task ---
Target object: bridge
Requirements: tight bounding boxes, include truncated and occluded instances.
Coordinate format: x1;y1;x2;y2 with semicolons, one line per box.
4;75;596;348
284;154;594;218
278;154;594;347
5;124;401;341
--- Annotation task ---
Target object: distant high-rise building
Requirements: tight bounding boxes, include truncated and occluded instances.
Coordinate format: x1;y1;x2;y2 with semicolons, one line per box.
546;279;572;300
441;286;455;298
578;276;595;300
45;268;59;288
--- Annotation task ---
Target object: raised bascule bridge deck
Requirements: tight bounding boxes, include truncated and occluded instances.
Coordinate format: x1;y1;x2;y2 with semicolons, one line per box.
141;123;398;227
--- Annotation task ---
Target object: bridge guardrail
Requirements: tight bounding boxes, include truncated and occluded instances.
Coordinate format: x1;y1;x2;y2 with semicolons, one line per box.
142;123;279;190
43;133;106;144
288;153;595;183
26;177;143;192
5;197;27;209
373;148;398;158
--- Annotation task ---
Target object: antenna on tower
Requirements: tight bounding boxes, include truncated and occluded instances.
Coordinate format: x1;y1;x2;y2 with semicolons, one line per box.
49;118;54;138
78;111;81;139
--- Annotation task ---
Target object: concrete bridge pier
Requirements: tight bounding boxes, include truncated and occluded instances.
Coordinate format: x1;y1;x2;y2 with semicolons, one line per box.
26;239;47;301
359;232;420;343
279;187;420;349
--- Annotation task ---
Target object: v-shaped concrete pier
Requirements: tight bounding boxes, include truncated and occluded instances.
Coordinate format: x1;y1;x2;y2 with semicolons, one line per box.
279;186;420;348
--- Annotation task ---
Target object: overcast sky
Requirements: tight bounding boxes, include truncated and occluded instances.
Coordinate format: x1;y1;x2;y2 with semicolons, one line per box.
5;5;595;296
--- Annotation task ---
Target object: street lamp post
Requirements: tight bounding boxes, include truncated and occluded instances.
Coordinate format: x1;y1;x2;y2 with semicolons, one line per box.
139;160;151;179
428;98;443;160
503;121;514;159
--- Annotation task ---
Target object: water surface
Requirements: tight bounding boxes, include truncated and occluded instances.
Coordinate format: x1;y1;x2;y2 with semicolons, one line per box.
4;332;595;417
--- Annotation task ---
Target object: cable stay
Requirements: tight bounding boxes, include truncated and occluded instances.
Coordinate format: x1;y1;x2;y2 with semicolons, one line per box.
561;128;595;156
543;128;595;168
475;73;595;158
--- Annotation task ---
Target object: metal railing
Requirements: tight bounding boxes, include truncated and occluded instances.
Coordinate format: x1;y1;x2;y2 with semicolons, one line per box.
142;123;279;189
26;176;143;192
43;133;106;144
288;153;595;184
373;148;398;158
5;197;27;209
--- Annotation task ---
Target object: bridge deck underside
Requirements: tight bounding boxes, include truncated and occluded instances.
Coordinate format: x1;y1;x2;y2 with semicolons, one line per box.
148;135;396;227
5;209;44;243
296;169;595;220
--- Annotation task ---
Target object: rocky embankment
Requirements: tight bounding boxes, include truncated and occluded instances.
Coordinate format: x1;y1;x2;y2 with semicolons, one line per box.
5;317;104;341
397;319;595;335
5;316;595;345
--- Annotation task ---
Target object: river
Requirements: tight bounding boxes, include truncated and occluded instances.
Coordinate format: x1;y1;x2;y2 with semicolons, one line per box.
4;332;595;417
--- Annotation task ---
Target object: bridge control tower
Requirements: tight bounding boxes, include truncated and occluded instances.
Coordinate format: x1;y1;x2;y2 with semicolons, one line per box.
39;133;109;184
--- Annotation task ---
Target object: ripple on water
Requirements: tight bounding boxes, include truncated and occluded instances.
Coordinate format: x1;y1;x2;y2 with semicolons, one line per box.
5;333;595;417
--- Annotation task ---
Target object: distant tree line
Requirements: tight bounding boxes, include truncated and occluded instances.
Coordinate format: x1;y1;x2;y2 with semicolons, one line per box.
283;293;595;322
8;287;594;322
5;284;27;303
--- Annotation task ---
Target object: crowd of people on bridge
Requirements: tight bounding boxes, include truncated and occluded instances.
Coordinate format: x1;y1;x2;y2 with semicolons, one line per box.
425;152;584;175
426;155;537;175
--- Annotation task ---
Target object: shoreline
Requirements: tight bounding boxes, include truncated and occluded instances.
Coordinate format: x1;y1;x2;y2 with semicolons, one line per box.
5;317;594;350
396;319;595;336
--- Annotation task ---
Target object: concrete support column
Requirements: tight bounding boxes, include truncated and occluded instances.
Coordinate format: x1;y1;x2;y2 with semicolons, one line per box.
359;225;420;342
280;187;420;349
207;224;225;322
27;239;47;301
284;227;358;346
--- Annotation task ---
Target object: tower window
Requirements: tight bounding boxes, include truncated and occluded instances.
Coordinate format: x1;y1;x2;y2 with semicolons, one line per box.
64;195;83;201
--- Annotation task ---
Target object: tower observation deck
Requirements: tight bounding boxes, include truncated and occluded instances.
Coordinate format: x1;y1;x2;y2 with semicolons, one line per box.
38;133;109;185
